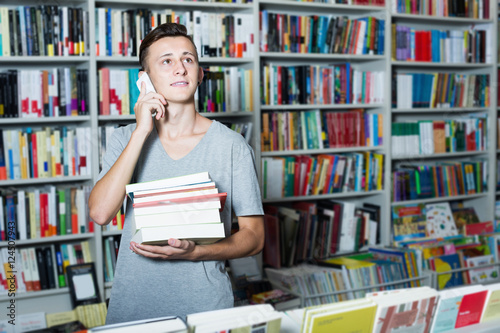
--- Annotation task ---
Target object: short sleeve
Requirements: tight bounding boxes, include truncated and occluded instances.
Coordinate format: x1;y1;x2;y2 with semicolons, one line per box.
96;127;130;183
231;144;264;217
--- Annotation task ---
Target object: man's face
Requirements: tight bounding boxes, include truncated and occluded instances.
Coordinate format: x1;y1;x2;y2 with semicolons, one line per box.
146;36;203;104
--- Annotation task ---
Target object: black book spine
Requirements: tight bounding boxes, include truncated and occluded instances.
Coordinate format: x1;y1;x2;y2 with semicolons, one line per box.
68;7;74;55
15;9;22;56
44;6;53;56
5;72;13;118
0;74;6;117
43;247;56;289
8;10;16;56
30;7;40;56
9;70;18;118
35;247;49;290
52;6;59;56
129;10;137;57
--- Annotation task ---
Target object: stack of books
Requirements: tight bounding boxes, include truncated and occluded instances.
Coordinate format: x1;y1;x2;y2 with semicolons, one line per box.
126;172;227;245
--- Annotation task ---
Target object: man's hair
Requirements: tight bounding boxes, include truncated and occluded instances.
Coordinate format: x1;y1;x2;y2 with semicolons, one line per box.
139;23;198;71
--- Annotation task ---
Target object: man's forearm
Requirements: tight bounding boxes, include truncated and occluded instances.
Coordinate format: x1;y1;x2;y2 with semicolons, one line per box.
190;216;265;261
89;130;149;225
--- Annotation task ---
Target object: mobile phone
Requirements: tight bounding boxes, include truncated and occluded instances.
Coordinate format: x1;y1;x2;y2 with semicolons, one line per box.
136;72;157;94
136;73;158;117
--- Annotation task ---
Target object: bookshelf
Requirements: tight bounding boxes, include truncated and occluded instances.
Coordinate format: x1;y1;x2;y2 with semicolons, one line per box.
1;0;500;321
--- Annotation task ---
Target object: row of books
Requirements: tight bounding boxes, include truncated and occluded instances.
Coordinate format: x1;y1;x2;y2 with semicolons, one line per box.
261;63;384;106
126;171;227;246
0;68;89;118
260;12;385;55
198;66;253;113
0;127;92;181
391;0;491;19
392;25;491;63
0;185;93;241
393;201;471;244
0;241;92;295
96;8;254;58
285;283;500;333
261;110;382;152
0;6;89;57
392;160;487;202
396;230;500;289
261;152;384;199
98;68;138;116
263;201;381;268
391;116;488;157
98;66;253;116
299;0;385;4
103;235;120;283
392;72;490;109
265;246;422;306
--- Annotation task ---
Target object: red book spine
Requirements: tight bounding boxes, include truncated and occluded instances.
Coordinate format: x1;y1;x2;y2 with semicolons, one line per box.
39;193;48;237
31;132;38;178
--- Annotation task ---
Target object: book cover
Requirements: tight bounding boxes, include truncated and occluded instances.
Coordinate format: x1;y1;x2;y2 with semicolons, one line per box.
131;223;225;246
126;172;211;194
304;299;377;333
392;203;427;242
465;254;499;284
371;287;437;333
432;253;464;290
425;202;459;238
481;283;500;322
451;206;480;233
431;291;463;333
464;221;495;235
455;288;488;328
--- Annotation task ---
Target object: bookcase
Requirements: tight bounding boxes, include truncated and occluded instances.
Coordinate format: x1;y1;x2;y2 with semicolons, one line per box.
1;0;500;321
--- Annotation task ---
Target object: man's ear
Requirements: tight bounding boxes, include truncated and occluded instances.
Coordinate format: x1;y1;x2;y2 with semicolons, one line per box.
198;67;204;85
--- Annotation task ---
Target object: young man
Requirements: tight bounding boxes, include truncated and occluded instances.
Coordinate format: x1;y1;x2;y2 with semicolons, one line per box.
89;23;264;324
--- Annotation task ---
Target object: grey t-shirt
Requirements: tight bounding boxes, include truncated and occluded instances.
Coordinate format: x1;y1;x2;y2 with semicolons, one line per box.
98;120;264;324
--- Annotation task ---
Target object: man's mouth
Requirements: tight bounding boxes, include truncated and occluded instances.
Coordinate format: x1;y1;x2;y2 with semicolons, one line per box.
171;81;188;86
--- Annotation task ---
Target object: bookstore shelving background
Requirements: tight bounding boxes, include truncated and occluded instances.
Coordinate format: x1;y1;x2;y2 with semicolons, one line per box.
1;0;500;324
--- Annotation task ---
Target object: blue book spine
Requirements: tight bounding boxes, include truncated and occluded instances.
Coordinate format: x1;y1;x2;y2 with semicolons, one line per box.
24;7;33;56
106;8;112;56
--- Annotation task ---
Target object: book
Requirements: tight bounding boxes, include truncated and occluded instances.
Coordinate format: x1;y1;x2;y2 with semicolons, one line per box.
451;206;480;233
480;282;500;322
88;316;187;333
130;223;225;246
126;172;212;194
454;284;489;328
431;253;464;290
465;254;499;284
368;286;438;333
464;221;495;235
127;172;226;244
251;289;300;311
430;285;487;333
391;203;427;243
425;202;459;238
300;298;377;333
186;304;281;333
131;208;223;231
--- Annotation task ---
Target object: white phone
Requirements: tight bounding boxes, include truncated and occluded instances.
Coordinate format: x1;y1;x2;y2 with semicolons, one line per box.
136;73;158;117
136;72;157;94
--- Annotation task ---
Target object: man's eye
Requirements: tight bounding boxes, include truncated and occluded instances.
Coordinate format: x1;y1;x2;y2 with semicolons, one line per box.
163;59;171;64
184;58;193;63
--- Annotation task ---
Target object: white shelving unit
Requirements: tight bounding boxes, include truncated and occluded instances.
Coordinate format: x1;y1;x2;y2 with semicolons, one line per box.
0;1;499;325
